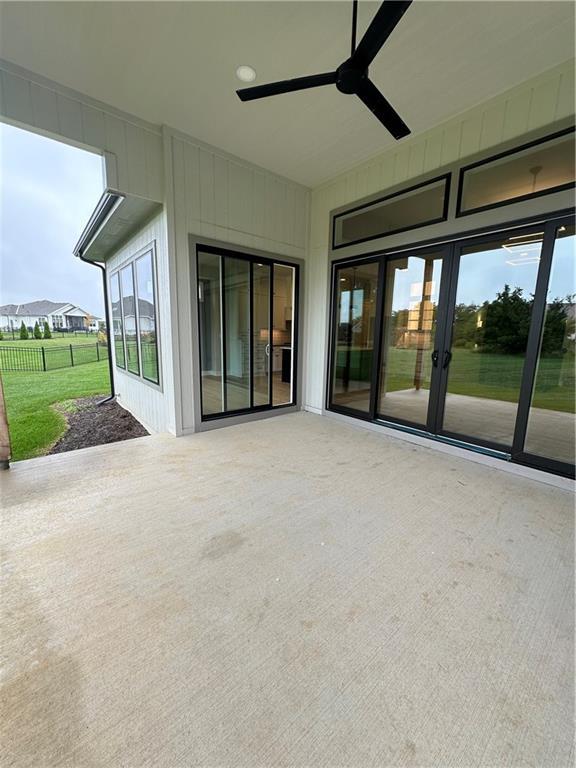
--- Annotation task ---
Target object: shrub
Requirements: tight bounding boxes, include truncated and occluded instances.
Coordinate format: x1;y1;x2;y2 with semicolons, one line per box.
19;321;29;340
0;329;3;340
43;321;52;339
33;322;42;339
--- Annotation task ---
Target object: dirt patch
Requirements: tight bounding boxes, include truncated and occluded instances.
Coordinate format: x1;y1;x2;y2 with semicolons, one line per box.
48;396;148;455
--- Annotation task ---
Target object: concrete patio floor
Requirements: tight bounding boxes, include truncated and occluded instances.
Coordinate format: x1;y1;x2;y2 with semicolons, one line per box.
1;411;574;767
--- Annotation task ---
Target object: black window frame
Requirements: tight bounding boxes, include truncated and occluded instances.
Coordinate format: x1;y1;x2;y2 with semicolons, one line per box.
326;209;576;479
456;126;576;218
332;173;452;250
196;244;300;422
109;242;161;388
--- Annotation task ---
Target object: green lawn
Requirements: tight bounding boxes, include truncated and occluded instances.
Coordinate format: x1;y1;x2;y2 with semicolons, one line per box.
0;333;101;347
2;360;110;461
337;346;575;413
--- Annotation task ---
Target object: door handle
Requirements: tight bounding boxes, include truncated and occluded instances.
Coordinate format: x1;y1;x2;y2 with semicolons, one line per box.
265;344;270;356
442;350;452;369
431;349;439;367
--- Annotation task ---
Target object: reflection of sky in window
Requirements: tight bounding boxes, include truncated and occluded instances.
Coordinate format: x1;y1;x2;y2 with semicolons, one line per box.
457;244;540;305
548;233;575;299
390;260;441;312
339;289;364;323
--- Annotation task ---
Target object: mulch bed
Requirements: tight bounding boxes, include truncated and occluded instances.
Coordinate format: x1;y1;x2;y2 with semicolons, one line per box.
48;396;149;455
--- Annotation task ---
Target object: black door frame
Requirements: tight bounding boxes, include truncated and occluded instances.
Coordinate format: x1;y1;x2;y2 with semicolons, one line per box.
326;210;575;478
196;244;299;421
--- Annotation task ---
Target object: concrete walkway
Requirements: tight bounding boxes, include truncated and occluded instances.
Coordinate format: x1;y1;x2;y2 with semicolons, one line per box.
1;412;574;767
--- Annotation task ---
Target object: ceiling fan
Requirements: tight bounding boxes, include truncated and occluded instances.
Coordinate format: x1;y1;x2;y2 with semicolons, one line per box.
236;0;412;140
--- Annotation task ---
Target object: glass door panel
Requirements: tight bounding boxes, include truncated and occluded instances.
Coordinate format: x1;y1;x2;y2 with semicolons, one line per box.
253;262;271;407
331;261;379;414
224;257;250;411
198;251;224;415
378;252;444;427
197;249;298;420
272;264;295;406
441;230;543;447
524;225;575;465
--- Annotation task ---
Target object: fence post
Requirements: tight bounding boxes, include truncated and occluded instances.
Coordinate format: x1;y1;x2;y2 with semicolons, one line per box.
41;346;46;371
70;344;74;367
96;342;100;361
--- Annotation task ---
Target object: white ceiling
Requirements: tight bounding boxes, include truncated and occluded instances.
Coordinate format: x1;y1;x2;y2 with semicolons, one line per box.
0;1;574;187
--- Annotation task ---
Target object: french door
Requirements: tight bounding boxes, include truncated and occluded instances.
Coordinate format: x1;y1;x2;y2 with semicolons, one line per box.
328;213;575;476
197;246;298;420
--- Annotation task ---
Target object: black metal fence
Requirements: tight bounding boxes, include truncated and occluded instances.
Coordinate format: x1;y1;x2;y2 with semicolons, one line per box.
0;343;108;372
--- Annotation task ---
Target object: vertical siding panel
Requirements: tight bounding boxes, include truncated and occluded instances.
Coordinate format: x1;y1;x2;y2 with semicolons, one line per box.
555;68;576;120
81;105;106;151
393;146;411;183
104;115;129;192
423;132;442;172
125;123;147;198
479;103;505;150
501;89;532;141
213;155;229;229
56;94;84;143
407;142;425;179
199;149;215;224
528;77;562;130
2;70;33;125
440;124;462;166
252;170;267;240
184;142;201;222
228;161;253;233
459;114;482;158
30;83;59;135
145;131;163;202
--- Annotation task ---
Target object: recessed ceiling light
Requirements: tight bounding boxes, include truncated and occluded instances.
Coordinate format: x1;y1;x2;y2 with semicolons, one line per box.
236;65;256;83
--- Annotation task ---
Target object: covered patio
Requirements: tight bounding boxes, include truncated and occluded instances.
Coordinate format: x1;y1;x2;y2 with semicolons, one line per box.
2;412;573;767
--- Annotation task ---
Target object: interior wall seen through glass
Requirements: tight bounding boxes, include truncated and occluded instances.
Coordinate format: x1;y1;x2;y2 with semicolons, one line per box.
224;257;250;412
272;264;295;406
332;262;379;413
198;251;224;415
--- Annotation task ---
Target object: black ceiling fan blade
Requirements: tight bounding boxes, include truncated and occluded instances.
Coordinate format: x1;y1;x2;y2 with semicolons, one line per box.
237;72;337;102
356;78;410;139
351;0;413;70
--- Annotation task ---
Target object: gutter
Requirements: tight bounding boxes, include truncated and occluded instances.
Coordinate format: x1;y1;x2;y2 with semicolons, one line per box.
73;190;125;406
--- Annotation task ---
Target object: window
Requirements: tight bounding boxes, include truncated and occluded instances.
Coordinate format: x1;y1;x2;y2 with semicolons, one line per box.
135;251;160;384
333;175;450;248
523;224;575;466
110;272;125;369
110;244;160;385
457;128;575;216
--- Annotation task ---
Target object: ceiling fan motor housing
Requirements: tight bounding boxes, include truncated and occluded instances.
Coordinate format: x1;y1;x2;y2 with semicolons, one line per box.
336;60;368;95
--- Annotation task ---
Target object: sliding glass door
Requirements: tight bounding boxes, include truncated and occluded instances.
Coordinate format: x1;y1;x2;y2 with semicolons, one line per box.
328;214;575;477
197;246;298;420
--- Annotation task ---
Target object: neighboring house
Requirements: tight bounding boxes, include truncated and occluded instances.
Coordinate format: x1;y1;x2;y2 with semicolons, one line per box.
0;300;101;332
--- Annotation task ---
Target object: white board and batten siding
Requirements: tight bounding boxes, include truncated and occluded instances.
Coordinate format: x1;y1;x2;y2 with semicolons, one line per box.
0;58;164;202
303;58;576;413
165;127;310;433
106;211;176;435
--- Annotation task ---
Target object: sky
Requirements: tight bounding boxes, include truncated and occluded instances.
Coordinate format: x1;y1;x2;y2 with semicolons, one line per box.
0;122;105;316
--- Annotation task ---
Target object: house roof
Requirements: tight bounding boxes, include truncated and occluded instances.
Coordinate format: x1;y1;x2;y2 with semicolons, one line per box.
0;2;573;186
0;300;91;316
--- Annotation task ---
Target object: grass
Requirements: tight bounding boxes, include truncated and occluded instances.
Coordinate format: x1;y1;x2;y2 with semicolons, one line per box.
0;333;101;347
337;346;575;413
2;360;110;461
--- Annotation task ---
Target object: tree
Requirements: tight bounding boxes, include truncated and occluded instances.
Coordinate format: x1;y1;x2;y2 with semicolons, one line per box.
33;321;42;339
540;295;574;355
19;321;29;340
43;321;52;339
0;329;3;340
480;284;533;354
